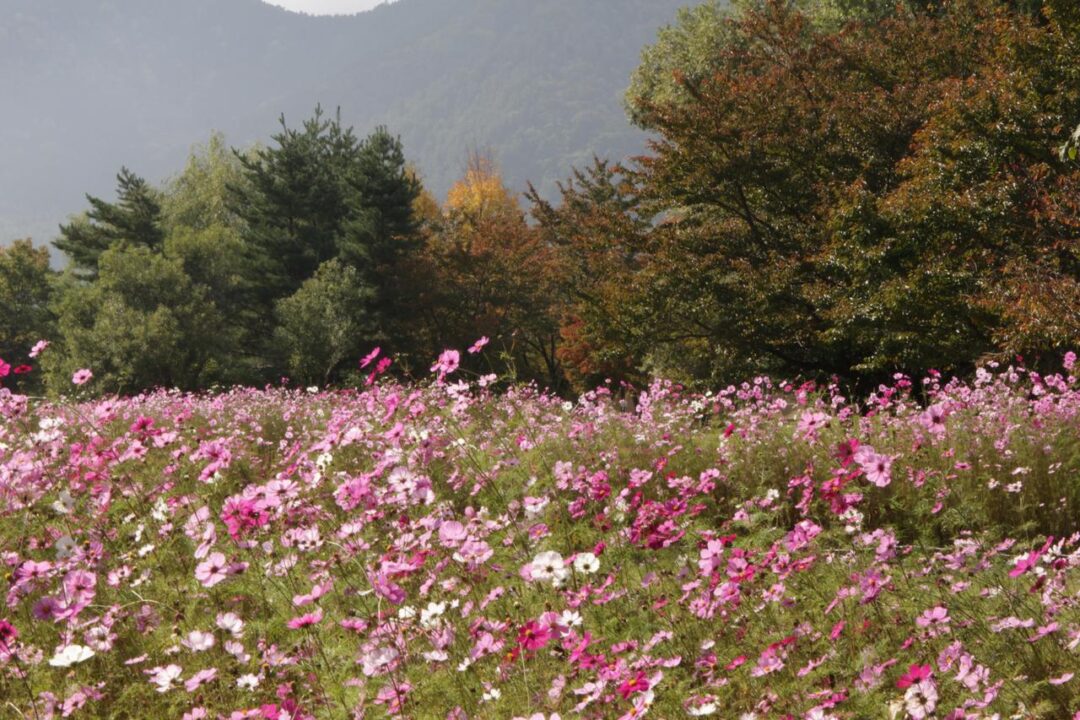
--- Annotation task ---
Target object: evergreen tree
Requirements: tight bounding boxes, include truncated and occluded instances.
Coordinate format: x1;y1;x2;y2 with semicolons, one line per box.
229;108;421;374
337;126;420;274
53;168;165;277
231;107;354;305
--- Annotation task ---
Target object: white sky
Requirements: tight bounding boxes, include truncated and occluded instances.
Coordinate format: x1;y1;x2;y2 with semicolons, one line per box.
263;0;393;15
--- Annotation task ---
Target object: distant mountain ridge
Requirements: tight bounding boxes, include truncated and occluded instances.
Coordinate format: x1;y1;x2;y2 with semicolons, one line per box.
0;0;688;252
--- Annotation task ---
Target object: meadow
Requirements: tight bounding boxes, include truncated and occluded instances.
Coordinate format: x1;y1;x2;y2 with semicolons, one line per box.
1;349;1079;719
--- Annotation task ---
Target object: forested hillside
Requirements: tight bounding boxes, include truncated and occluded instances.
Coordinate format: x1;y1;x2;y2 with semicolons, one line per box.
0;0;687;246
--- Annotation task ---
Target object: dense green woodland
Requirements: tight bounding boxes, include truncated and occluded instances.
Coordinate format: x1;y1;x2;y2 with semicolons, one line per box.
4;0;1080;396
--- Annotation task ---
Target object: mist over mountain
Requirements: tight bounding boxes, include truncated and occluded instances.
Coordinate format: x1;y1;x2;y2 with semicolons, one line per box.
0;0;687;252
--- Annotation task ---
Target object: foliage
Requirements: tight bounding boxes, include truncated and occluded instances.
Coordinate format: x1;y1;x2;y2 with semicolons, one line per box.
229;109;420;376
548;0;1080;387
0;239;53;392
53;168;166;278
406;156;565;388
228;109;420;300
162;132;251;235
44;246;228;395
527;159;650;389
274;259;376;386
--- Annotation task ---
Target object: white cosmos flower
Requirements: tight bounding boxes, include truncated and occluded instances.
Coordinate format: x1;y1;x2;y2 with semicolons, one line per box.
573;552;600;574
54;535;76;560
49;644;95;667
530;550;566;583
237;673;261;690
216;612;244;637
51;490;75;515
420;601;447;628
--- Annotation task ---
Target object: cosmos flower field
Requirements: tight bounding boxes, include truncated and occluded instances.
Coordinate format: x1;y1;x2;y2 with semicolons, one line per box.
2;354;1080;719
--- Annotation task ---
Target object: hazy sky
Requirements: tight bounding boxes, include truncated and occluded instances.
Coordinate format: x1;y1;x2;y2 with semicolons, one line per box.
264;0;392;15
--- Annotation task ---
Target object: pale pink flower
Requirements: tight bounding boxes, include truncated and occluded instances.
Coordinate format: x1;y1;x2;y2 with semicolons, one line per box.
184;668;217;692
195;552;228;588
859;451;893;487
182;630;215;652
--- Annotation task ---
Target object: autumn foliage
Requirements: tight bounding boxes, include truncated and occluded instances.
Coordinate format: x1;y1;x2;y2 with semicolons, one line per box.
533;0;1080;387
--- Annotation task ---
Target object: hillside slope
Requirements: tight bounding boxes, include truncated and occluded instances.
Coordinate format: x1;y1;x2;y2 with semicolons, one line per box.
0;0;687;249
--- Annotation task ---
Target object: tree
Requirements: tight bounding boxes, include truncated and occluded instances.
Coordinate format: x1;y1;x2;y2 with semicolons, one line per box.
163;132;251;234
444;152;520;229
230;108;353;309
0;239;54;389
528;159;650;388
336;126;421;272
274;259;375;386
53;168;165;278
231;108;419;299
412;155;565;388
46;246;227;395
162;133;256;382
605;0;1080;383
229;108;420;374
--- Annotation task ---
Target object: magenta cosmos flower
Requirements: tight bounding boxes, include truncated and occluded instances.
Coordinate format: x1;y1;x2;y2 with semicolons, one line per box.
430;349;460;377
72;368;93;385
287;608;323;629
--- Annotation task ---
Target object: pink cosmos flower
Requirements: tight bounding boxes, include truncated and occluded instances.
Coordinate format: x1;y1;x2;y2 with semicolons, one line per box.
468;336;489;354
858;451;893;488
1009;536;1053;578
919;403;948;436
184;668;217;692
0;619;17;658
897;663;933;689
195;552;229;588
0;359;9;378
287;608;323;629
796;410;829;440
438;520;467;548
431;349;460;378
617;671;650;699
360;347;381;368
916;606;950;637
517;620;551;651
71;368;93;385
371;572;406;604
29;340;49;358
835;438;859;467
916;606;950;627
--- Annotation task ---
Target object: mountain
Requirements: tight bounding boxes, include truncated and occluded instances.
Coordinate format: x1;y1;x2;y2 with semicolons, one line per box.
0;0;689;253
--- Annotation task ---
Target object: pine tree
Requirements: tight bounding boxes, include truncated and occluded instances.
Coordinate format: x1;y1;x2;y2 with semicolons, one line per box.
228;108;421;374
53;167;165;277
